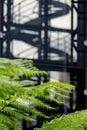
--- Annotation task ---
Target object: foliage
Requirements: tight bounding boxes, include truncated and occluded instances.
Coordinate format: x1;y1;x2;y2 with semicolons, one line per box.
35;109;87;130
0;58;75;130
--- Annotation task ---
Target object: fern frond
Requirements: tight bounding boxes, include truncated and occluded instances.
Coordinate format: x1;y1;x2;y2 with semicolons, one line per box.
0;58;48;79
28;97;55;110
9;101;49;119
36;81;75;93
22;87;63;105
35;109;87;130
0;58;75;130
0;123;9;130
2;106;33;122
44;89;70;99
24;81;75;106
0;114;20;130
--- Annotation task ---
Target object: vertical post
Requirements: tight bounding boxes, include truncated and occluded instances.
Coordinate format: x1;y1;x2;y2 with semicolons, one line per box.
76;0;86;109
0;0;3;57
84;0;87;108
85;46;87;108
38;0;43;60
77;0;85;66
70;0;86;111
71;0;74;64
43;0;49;60
6;0;12;58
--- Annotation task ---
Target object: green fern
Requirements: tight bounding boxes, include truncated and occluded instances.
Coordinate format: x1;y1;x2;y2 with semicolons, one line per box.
0;58;75;130
35;109;87;130
0;114;20;130
0;58;47;79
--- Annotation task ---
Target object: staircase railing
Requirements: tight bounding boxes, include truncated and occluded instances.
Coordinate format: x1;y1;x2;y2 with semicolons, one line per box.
12;0;38;24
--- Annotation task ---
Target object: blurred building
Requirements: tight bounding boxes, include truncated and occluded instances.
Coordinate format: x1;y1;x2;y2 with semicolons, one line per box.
0;0;87;114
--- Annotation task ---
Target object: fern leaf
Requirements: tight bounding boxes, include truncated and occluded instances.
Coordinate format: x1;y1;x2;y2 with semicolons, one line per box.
0;114;20;130
28;97;55;110
0;123;9;130
2;106;33;122
0;58;75;130
35;110;87;130
9;101;49;119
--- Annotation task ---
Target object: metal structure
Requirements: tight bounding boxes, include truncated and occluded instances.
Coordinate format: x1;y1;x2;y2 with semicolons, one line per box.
0;0;87;118
0;0;3;56
68;0;86;110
